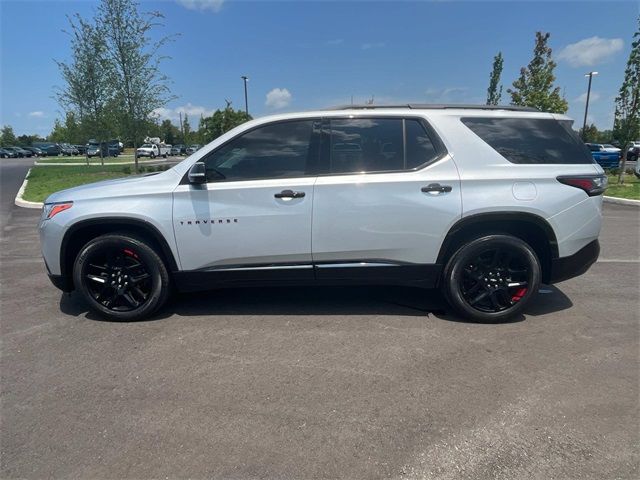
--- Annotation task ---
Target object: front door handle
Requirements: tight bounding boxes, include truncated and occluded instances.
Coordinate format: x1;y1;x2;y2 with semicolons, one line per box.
421;183;452;194
274;189;305;199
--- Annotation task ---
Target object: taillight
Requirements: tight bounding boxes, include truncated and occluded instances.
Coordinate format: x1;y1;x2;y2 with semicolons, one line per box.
556;175;607;196
44;202;73;219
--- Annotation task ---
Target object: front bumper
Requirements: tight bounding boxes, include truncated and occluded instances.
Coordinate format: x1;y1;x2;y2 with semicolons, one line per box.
549;240;600;284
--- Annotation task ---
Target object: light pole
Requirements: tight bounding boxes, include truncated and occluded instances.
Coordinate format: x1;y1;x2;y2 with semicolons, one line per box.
241;76;249;115
582;71;598;141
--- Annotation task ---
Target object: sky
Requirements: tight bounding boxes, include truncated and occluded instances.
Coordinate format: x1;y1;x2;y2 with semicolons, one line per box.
1;0;639;137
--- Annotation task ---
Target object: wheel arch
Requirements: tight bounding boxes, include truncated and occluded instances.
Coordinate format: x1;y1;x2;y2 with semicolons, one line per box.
436;212;559;284
60;217;179;284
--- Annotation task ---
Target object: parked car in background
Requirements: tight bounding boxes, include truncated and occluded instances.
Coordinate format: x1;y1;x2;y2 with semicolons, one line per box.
170;145;182;156
586;143;619;168
600;144;622;158
137;138;170;158
627;142;640;162
74;145;88;155
23;146;45;157
4;146;32;157
33;143;62;156
0;147;18;158
86;142;119;158
186;144;201;155
40;104;605;323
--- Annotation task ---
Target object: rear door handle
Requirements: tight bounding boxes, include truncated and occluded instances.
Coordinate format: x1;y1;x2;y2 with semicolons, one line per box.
274;189;305;199
421;183;452;194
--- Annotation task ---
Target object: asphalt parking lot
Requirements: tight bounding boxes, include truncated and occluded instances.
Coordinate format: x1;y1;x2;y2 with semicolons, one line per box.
1;158;638;479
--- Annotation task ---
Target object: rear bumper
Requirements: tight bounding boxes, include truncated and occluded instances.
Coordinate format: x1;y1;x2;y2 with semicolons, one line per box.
48;274;74;293
549;240;599;284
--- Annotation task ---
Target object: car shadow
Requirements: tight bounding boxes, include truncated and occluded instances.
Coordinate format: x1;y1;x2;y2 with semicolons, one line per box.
59;284;573;324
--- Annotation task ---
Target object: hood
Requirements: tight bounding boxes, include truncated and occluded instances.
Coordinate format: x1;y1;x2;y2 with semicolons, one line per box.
44;169;180;204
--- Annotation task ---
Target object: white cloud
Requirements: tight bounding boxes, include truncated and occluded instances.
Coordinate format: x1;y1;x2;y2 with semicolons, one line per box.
575;91;600;103
265;88;292;109
557;37;624;67
28;111;45;117
176;0;224;13
152;103;215;122
361;42;386;50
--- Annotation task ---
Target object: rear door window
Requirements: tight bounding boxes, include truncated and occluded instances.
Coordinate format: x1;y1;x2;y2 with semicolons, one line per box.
461;117;594;164
327;117;443;174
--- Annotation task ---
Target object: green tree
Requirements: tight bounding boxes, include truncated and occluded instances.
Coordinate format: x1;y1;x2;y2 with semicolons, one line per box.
508;32;568;113
0;125;17;145
486;52;504;105
55;12;113;160
97;0;176;172
159;119;180;145
579;123;600;143
199;103;252;144
182;114;192;145
613;16;640;184
49;119;67;142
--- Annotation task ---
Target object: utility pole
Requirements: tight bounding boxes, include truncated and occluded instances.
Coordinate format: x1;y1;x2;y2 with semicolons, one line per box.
582;71;598;141
241;76;249;115
179;111;184;144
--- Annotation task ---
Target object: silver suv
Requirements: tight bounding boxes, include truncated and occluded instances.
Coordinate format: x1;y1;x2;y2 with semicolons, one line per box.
39;104;605;322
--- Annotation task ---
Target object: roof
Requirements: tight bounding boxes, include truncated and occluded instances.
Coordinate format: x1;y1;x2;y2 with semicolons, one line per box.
328;103;539;112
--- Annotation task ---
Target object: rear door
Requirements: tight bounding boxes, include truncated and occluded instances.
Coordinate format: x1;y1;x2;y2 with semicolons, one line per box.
311;116;461;283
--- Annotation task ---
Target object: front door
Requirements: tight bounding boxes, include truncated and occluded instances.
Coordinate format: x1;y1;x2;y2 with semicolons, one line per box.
173;119;321;283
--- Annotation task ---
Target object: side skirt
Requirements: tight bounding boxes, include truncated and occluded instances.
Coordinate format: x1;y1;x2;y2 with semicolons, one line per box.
172;262;442;293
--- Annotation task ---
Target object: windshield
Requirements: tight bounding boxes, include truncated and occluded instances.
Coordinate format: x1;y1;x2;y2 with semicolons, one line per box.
141;144;152;148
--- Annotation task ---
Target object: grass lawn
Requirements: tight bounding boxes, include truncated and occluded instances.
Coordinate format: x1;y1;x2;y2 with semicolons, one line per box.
606;173;640;200
37;155;135;164
23;165;132;203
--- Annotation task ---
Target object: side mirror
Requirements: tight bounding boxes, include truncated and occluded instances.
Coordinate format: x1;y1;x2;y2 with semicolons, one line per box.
188;162;206;184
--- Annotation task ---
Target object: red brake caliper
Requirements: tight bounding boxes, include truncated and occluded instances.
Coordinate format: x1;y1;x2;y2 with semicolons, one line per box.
123;249;138;259
511;288;527;302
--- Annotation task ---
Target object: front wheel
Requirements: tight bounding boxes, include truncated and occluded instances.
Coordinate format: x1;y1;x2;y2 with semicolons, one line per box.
441;235;541;323
73;234;170;321
150;152;155;159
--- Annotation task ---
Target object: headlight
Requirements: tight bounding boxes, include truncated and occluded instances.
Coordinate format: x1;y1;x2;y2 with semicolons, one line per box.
42;202;73;220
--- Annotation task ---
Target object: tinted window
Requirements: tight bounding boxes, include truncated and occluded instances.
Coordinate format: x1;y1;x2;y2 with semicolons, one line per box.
405;119;439;168
204;120;317;181
461;117;594;164
329;118;404;173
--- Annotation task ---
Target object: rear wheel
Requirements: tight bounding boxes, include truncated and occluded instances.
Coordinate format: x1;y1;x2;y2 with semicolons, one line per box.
73;234;170;321
442;235;540;323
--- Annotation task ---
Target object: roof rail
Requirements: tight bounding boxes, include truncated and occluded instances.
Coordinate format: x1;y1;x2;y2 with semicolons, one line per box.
328;103;539;112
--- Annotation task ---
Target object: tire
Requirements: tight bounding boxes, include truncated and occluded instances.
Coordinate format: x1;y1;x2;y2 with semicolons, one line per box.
73;233;170;321
441;234;541;323
150;152;155;159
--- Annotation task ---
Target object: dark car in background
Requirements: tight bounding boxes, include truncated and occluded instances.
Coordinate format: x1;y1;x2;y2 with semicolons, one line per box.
22;146;45;157
33;143;62;156
3;146;31;157
87;141;120;158
74;145;88;155
0;147;18;158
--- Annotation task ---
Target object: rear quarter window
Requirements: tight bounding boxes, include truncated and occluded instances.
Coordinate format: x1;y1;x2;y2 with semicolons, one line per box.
461;117;594;164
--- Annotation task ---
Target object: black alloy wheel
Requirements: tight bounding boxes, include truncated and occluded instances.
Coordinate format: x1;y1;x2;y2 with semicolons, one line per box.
73;234;170;321
83;246;152;311
442;235;541;323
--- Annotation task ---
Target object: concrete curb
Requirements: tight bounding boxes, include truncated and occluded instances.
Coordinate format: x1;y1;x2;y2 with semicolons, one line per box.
14;168;44;209
603;196;640;207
